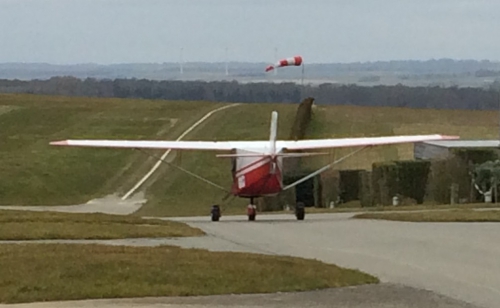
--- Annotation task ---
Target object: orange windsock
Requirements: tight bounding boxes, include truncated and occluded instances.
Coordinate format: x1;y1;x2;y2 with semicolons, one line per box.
265;56;303;72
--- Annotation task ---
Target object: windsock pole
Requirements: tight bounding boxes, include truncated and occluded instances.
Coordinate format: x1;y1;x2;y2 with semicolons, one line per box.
301;63;305;87
300;63;305;98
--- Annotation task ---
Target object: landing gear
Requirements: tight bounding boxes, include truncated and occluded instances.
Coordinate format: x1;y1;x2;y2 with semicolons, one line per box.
295;202;305;220
247;197;257;221
210;205;221;222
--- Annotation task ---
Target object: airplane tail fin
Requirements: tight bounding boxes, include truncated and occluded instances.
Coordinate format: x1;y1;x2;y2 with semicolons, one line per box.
217;111;279;159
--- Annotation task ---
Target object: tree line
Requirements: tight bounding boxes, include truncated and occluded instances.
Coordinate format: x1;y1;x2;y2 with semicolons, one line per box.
1;76;499;110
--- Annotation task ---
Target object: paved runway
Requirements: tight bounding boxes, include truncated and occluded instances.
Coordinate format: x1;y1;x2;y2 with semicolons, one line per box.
1;212;498;307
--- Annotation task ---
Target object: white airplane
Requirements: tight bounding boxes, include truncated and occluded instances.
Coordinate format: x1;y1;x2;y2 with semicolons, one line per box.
51;111;458;219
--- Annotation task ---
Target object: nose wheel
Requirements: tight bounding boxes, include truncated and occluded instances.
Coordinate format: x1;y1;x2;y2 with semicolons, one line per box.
247;197;257;221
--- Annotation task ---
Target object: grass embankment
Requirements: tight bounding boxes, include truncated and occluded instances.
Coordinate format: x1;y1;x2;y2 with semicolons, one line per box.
0;93;221;205
305;104;498;171
0;244;378;304
0;210;203;240
354;209;500;222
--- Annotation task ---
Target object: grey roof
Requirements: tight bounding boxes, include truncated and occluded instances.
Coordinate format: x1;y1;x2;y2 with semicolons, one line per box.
420;140;500;148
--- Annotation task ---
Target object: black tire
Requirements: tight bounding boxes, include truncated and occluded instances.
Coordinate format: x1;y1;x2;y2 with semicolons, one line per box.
211;205;221;222
295;202;305;221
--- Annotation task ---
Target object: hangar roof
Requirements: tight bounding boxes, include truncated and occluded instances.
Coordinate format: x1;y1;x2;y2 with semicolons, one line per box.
420;140;500;148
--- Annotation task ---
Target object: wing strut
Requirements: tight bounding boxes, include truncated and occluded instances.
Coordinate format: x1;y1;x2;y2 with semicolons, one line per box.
135;149;230;194
283;146;369;191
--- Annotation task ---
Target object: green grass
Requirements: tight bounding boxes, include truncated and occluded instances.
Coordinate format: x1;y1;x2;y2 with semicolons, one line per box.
1;93;497;217
0;210;203;240
304;104;498;171
0;244;378;304
0;94;221;205
353;209;500;222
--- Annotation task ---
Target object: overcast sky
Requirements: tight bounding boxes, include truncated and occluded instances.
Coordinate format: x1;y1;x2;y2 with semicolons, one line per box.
1;0;499;64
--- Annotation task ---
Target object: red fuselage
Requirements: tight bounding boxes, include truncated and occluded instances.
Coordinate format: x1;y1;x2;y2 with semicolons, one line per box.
231;154;283;198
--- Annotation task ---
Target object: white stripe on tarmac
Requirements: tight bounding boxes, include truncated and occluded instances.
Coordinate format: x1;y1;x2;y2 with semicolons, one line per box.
121;103;240;200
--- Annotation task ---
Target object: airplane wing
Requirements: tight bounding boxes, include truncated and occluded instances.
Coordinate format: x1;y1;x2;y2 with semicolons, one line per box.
49;140;259;151
277;134;458;151
50;134;458;151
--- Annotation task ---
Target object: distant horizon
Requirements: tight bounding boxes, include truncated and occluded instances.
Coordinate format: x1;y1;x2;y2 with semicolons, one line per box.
2;58;500;66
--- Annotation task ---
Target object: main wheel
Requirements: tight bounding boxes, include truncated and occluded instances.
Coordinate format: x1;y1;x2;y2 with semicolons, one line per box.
211;205;221;222
296;210;305;220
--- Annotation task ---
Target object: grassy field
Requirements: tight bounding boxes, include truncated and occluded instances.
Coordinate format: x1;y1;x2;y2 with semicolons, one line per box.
353;209;500;222
0;93;497;216
0;94;221;205
0;244;378;303
306;104;499;171
0;210;203;240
